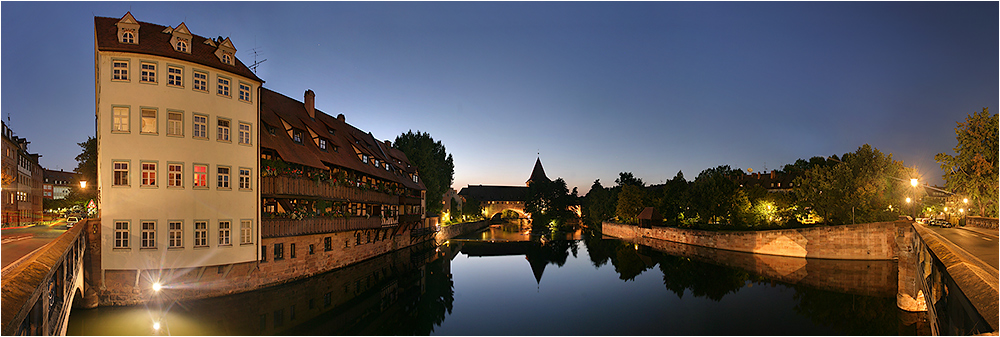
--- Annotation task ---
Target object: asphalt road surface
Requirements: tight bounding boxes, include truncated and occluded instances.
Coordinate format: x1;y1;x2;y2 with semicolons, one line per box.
921;223;999;271
1;219;69;270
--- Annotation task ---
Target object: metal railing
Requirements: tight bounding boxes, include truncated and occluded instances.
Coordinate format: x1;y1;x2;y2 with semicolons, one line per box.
1;220;88;336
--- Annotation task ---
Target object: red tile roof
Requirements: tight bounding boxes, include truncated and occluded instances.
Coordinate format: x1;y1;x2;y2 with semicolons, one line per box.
94;15;263;83
259;88;425;191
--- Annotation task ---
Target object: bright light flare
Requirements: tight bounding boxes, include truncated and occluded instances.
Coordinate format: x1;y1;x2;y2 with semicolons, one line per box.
152;321;161;330
152;282;162;292
906;197;911;203
910;178;918;187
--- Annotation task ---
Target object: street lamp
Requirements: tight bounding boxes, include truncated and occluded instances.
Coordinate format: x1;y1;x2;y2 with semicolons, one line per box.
910;178;918;187
79;180;87;189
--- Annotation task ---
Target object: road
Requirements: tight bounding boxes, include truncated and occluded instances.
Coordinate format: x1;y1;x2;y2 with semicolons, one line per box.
921;223;999;271
1;219;69;270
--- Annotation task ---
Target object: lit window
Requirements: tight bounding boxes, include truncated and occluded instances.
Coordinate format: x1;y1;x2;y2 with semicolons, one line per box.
112;107;130;132
169;221;183;248
193;115;207;139
217;119;231;142
168;164;182;187
167;112;183;136
167;67;183;87
141;162;156;187
239;83;251;102
217;77;230;97
140;63;156;83
113;61;129;81
141;221;156;248
193;71;208;92
114;221;129;248
217;167;230;189
193;164;208;188
239;123;252;145
140;109;157;134
194;221;208;247
121;31;134;44
219;221;231;245
239;168;251;189
318;138;327;151
176;40;188;52
240;220;252;244
113;161;129;186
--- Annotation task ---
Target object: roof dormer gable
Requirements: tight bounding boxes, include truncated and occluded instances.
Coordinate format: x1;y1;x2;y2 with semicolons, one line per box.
214;37;237;66
116;12;140;45
168;22;193;54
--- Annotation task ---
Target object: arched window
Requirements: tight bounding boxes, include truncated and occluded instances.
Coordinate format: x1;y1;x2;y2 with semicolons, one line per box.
222;54;232;65
176;40;187;52
121;31;134;44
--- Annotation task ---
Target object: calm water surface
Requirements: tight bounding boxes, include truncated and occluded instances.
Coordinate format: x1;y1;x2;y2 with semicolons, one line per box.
66;226;922;335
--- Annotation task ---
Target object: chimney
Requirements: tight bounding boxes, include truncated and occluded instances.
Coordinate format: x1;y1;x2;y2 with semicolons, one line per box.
384;140;391;148
304;90;315;119
337;113;345;122
770;171;776;179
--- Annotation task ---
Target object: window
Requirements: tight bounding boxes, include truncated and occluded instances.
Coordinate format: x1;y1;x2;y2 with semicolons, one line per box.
167;66;183;87
218;221;231;245
261;246;267;262
193;114;207;139
239;83;251;102
290;243;296;258
193;71;208;92
217;119;231;142
141;109;157;134
318;138;327;151
217;77;230;97
193;164;208;188
194;221;208;247
240;220;252;244
175;40;188;52
114;221;129;248
217;167;230;189
308;244;314;255
292;130;303;144
110;107;131;134
222;53;232;65
113;61;129;81
140;63;156;83
168;164;182;187
113;161;129;186
141;162;156;187
238;123;252;145
239;168;251;189
274;243;284;260
141;221;156;248
324;237;332;251
169;221;182;248
121;31;134;44
167;112;183;136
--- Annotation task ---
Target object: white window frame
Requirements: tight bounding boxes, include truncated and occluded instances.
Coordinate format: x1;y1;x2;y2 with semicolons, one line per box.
238;122;252;145
121;31;135;44
140;62;157;83
112;60;129;81
140;108;157;134
193;164;208;189
318;138;327;151
114;220;130;248
193;114;208;139
168;221;183;248
167;66;183;87
193;71;208;92
217;166;231;189
175;40;188;53
140;162;157;187
141;221;156;249
239;82;252;102
113;161;129;186
240;220;252;245
239;168;251;190
218;221;231;246
217;77;231;97
194;221;208;247
217;118;231;142
168;163;183;188
167;111;183;136
112;106;130;133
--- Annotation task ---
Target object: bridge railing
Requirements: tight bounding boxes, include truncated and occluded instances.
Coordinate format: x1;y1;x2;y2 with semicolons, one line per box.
1;220;88;336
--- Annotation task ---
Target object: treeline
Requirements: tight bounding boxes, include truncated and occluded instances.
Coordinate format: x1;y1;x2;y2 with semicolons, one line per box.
584;144;915;229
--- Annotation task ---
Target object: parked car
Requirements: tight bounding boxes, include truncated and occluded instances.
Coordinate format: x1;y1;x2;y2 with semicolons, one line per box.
66;217;80;228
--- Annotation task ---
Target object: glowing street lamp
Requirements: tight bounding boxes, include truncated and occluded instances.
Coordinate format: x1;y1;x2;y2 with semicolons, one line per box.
152;282;162;292
906;197;911;204
910;178;919;187
79;180;87;189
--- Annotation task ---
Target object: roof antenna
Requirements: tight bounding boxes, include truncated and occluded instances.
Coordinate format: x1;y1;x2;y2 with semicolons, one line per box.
250;36;267;74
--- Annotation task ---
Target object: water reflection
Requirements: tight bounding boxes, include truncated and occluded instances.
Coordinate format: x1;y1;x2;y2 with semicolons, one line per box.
67;226;927;335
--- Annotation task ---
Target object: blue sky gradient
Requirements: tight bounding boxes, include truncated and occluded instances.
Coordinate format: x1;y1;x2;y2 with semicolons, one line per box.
2;2;996;193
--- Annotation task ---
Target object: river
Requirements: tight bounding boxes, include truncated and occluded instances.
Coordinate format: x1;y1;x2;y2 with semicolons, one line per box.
66;225;929;335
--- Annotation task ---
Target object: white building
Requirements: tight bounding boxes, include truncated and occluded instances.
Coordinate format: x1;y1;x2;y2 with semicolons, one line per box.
95;12;263;273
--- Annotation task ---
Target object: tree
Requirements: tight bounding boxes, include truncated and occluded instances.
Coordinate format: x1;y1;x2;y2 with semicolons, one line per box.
449;197;461;220
462;195;483;220
393;131;454;215
583;179;615;224
525;177;573;229
935;108;998;217
658;171;690;225
615;184;645;224
615;172;645;188
691;165;742;224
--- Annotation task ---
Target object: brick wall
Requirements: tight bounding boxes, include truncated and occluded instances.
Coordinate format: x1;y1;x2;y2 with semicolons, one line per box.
97;227;431;306
603;220;909;260
435;220;489;243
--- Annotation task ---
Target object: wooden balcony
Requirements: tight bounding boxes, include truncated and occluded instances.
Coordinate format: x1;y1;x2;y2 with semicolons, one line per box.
261;176;400;204
261;216;393;238
399;214;423;224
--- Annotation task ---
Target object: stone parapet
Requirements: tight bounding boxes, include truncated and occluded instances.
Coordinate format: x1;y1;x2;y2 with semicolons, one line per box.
435;220;490;244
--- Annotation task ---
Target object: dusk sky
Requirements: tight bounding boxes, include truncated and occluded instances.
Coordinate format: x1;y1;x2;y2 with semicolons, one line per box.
3;2;997;194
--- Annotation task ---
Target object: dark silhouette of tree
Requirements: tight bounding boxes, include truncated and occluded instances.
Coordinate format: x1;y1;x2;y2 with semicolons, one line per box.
615;171;645;188
935;107;998;217
691;165;743;225
393;131;454;215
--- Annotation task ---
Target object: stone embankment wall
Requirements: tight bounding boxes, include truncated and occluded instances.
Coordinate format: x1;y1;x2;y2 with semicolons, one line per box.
966;216;999;230
603;220;910;260
435;220;490;243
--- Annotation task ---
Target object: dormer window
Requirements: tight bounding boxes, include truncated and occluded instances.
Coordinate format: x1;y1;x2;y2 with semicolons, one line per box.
222;53;232;65
175;40;188;52
318;138;328;151
292;130;303;144
121;31;135;44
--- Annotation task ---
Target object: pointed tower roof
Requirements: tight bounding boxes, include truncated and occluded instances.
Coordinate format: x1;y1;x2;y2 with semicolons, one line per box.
526;157;549;186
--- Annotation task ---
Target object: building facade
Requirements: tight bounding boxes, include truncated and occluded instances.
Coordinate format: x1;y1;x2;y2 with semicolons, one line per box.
95;12;263;273
2;122;44;227
43;169;81;200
